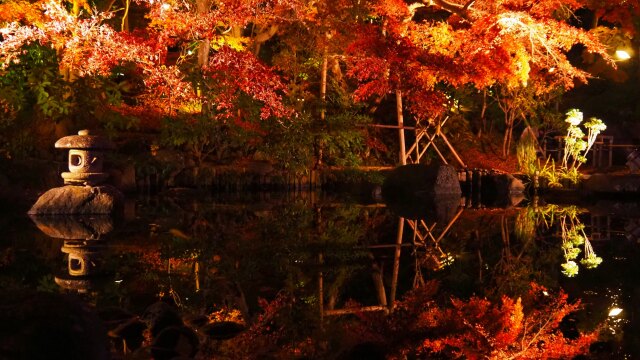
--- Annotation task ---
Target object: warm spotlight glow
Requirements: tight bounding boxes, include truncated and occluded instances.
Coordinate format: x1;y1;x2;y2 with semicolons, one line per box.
608;307;623;317
615;50;631;60
161;3;171;10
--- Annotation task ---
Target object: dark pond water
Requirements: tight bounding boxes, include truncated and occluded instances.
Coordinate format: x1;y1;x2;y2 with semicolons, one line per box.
1;192;640;359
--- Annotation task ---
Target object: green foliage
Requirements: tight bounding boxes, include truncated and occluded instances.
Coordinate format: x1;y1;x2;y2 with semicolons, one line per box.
516;128;538;176
319;112;371;167
259;111;372;174
160;115;256;165
537;158;562;188
258;114;315;174
71;75;138;134
0;44;69;118
0;44;70;157
0;43;137;157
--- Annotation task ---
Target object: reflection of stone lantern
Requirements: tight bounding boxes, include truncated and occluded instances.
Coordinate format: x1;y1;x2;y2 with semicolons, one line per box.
30;215;113;294
62;239;106;276
55;129;116;186
55;238;107;294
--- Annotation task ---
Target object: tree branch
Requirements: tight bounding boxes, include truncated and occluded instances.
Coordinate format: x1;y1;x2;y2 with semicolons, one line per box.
425;0;474;21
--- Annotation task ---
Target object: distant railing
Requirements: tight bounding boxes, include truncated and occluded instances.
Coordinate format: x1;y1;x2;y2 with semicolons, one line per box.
541;135;637;169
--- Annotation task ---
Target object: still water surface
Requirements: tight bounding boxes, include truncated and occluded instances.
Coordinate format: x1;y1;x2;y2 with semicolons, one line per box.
1;192;639;359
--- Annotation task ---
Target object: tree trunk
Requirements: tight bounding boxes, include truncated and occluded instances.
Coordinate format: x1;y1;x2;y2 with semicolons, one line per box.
396;90;407;165
196;0;211;115
197;0;211;67
502;115;514;158
121;0;130;32
320;46;328;121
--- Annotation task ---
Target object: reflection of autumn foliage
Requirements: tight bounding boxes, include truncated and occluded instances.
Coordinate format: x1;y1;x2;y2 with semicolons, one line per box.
202;282;598;359
202;292;320;359
347;282;597;359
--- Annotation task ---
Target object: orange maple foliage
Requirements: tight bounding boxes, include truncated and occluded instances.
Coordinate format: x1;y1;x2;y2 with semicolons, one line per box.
0;0;48;24
346;0;610;120
0;0;294;121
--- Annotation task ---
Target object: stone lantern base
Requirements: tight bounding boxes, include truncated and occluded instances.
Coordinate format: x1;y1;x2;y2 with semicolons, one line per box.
61;172;110;186
28;185;124;215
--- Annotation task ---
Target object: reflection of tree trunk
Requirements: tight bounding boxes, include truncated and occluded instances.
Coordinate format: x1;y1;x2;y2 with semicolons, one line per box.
391;217;404;310
327;290;337;310
234;281;250;324
372;261;387;307
194;261;200;291
475;230;483;282
501;214;511;262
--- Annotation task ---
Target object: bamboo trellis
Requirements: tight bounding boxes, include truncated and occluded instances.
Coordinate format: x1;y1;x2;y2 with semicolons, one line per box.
402;116;467;167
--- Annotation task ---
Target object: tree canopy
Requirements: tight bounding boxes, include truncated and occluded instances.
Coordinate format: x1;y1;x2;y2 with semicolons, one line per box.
0;0;635;164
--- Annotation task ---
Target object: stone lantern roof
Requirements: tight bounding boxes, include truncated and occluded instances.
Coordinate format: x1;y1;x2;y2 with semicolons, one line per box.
54;129;116;150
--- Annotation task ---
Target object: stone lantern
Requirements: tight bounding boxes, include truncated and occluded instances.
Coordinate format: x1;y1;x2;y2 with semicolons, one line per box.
55;129;116;186
29;129;124;215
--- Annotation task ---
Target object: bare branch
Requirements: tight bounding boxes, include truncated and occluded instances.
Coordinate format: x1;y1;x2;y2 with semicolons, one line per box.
425;0;473;21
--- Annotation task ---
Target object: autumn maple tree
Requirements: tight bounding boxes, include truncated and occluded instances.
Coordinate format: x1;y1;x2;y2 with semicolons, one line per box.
0;0;297;147
345;0;611;158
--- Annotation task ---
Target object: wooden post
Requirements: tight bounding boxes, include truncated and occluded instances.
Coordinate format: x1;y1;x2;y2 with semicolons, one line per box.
396;90;407;165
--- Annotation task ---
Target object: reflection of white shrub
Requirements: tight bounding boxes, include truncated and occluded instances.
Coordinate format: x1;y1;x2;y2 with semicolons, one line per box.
518;204;603;277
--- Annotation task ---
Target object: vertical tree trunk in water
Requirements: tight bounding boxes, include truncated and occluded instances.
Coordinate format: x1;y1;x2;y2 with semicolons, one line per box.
396;90;407;165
